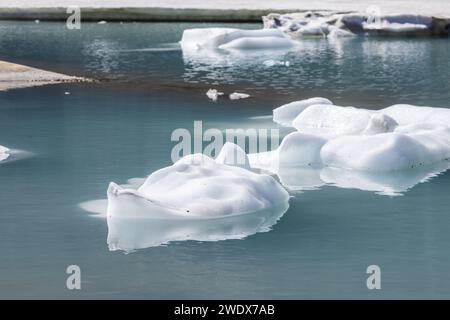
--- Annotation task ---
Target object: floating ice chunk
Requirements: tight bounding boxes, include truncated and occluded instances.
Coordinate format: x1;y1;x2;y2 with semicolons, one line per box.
229;92;250;100
266;98;450;174
181;28;295;52
263;60;290;67
206;88;224;101
273;97;333;127
0;145;10;162
107;153;289;219
107;202;288;251
215;142;251;170
321;125;450;171
98;20;107;24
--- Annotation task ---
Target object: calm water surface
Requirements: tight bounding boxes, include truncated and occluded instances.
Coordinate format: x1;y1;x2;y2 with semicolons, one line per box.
0;22;450;299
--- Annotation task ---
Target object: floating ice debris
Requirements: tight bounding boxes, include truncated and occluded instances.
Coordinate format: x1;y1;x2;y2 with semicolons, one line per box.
107;151;289;219
254;98;450;173
206;88;224;101
107;202;288;251
263;60;290;67
273;97;332;127
64;91;70;95
34;20;40;24
0;145;10;162
98;21;107;24
229;92;250;100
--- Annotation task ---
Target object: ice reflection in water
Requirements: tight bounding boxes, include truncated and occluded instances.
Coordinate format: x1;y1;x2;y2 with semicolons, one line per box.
107;202;289;252
273;161;450;196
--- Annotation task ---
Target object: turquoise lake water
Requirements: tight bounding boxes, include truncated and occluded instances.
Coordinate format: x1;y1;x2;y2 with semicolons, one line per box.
0;21;450;299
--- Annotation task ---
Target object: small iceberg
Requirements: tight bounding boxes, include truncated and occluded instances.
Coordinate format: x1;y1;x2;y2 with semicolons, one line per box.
273;97;333;127
180;28;296;54
229;92;250;100
251;98;450;180
102;145;290;251
206;88;223;101
251;97;450;195
107;151;289;219
0;145;10;162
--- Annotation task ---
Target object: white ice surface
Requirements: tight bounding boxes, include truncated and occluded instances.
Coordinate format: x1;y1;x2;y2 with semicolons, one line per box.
273;97;332;127
215;142;251;169
229;92;250;100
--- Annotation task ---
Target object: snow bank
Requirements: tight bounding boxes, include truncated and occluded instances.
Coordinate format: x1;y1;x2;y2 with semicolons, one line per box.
0;145;9;162
229;92;250;100
107;151;289;219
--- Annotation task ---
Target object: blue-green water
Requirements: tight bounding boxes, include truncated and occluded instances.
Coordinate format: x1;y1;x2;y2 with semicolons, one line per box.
0;21;450;299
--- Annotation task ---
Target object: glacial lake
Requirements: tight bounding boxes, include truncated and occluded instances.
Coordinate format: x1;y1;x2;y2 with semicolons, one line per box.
0;21;450;299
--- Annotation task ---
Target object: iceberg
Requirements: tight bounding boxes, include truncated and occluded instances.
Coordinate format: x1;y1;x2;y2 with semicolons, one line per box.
180;28;296;53
229;92;250;100
206;88;223;101
107;152;289;219
252;98;450;175
0;145;10;162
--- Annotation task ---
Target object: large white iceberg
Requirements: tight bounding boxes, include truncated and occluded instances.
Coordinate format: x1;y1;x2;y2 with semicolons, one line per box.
255;98;450;174
107;152;289;219
0;145;10;162
251;99;450;195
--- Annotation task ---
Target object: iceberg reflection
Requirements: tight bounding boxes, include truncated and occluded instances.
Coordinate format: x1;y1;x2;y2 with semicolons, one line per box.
107;202;289;252
272;161;450;196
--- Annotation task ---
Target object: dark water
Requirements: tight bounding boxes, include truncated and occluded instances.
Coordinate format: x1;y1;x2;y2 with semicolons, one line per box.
0;21;450;299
